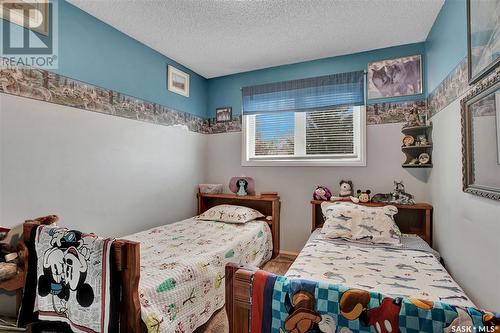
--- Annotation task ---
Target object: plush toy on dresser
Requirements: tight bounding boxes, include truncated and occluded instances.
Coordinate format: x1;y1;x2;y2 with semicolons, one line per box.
356;190;372;203
313;185;332;201
330;180;360;203
338;180;353;197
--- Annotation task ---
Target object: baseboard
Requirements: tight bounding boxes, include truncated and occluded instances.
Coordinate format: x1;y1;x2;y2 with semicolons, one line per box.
278;250;299;259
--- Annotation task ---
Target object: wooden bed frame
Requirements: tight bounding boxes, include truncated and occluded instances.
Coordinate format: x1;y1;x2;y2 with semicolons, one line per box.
20;192;280;332
225;201;433;333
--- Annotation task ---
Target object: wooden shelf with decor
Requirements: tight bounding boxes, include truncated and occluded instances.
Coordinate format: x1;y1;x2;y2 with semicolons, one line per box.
197;192;281;258
401;123;433;168
310;200;433;245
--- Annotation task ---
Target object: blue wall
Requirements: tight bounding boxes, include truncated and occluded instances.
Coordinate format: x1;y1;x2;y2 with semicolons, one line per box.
3;0;208;117
425;0;467;93
207;43;426;118
4;0;467;120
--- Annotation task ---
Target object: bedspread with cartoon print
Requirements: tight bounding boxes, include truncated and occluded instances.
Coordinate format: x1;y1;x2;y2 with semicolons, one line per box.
250;270;499;333
285;230;475;308
123;217;273;333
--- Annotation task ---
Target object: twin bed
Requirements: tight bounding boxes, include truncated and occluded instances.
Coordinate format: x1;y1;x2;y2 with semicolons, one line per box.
20;193;280;332
225;201;494;333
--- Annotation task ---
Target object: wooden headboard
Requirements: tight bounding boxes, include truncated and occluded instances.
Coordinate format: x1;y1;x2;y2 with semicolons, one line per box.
197;192;280;258
311;200;433;245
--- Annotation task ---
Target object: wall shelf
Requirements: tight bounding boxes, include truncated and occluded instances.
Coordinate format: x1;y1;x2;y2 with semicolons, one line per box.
401;145;433;150
402;163;433;168
401;123;433;168
402;125;433;134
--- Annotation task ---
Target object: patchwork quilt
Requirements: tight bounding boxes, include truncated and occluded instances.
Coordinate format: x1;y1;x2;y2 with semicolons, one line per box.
250;270;500;333
286;231;474;308
124;217;273;333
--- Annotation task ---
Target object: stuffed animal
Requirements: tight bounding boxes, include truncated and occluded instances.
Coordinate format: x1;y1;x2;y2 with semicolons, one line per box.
313;185;332;201
356;190;371;203
339;180;353;197
330;195;360;204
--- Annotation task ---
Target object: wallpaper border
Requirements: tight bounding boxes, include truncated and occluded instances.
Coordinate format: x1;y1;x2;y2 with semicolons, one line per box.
0;66;214;134
2;61;485;135
0;66;433;135
427;57;469;117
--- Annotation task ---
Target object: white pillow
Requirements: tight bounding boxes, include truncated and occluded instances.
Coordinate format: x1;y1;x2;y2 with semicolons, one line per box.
350;205;401;245
320;202;402;245
320;202;358;238
197;204;264;224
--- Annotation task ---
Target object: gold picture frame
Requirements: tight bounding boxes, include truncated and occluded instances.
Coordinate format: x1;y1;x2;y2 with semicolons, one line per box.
167;65;190;97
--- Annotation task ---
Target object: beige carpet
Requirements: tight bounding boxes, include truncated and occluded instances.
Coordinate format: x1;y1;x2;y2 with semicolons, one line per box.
195;254;295;333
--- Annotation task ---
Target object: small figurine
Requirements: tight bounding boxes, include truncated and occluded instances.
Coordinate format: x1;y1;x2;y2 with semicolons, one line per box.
417;134;428;146
371;181;415;205
356;190;371;203
392;181;415;205
404;108;420;128
229;176;255;195
236;178;248;196
313;185;332;201
339;180;354;197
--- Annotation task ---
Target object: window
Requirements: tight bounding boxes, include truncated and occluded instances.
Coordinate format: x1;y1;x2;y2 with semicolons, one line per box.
242;71;366;166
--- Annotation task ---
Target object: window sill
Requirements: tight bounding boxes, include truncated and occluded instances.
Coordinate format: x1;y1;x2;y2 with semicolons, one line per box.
241;158;366;167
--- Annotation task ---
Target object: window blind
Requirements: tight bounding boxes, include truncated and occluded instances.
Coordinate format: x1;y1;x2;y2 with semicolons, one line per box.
306;108;354;155
254;112;295;156
242;71;365;115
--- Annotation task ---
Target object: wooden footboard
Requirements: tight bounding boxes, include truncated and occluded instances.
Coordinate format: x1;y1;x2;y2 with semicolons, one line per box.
112;239;142;332
225;263;257;333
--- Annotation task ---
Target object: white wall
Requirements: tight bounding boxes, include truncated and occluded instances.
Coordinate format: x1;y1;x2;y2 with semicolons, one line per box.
206;123;430;252
429;97;500;310
0;94;207;235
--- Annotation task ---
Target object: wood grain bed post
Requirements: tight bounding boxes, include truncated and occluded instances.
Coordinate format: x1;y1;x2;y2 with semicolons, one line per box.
115;240;142;332
226;263;256;333
271;198;280;259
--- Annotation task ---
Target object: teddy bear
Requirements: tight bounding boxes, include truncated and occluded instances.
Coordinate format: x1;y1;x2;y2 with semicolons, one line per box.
356;189;371;203
338;180;353;197
312;185;332;201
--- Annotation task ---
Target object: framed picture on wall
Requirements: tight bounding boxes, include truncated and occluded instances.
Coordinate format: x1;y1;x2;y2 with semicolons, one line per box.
167;65;190;97
497;91;500;165
216;107;232;122
367;55;422;99
467;0;500;84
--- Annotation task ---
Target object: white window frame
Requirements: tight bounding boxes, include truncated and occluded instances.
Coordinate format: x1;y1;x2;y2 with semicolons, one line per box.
242;106;366;167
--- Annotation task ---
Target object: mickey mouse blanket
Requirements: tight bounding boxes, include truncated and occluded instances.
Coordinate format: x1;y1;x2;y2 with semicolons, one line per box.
250;271;500;333
35;225;114;333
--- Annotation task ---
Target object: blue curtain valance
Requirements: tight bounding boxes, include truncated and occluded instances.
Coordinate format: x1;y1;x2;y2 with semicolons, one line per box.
242;70;365;115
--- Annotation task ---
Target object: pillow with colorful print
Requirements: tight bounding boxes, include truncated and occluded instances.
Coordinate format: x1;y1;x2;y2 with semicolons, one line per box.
197;204;264;224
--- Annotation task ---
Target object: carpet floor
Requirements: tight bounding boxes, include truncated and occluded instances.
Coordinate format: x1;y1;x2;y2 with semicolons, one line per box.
195;254;295;333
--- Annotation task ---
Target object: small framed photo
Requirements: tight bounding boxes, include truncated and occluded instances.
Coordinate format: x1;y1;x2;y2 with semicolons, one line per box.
216;107;232;123
167;65;189;97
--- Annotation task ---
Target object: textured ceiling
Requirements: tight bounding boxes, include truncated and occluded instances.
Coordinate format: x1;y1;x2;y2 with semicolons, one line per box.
67;0;444;78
